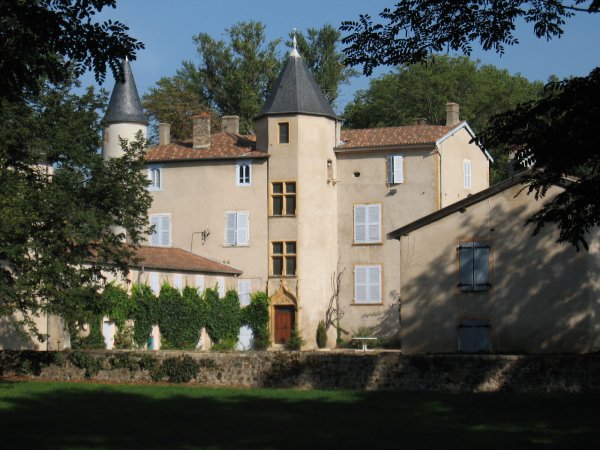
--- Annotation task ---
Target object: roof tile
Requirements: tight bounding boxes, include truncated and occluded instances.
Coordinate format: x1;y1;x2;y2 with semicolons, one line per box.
131;246;242;275
337;125;454;150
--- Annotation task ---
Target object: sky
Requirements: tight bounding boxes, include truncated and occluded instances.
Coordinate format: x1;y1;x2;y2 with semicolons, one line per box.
80;0;600;114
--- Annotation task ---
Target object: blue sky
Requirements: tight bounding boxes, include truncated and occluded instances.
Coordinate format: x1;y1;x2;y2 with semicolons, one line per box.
81;0;600;114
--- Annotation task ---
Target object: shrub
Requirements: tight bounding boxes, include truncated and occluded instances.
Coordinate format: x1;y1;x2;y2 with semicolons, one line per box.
78;316;106;350
103;283;134;329
69;350;102;378
113;324;134;349
285;326;305;351
131;284;157;348
153;355;200;383
316;320;327;349
210;337;237;352
205;288;241;346
241;291;270;350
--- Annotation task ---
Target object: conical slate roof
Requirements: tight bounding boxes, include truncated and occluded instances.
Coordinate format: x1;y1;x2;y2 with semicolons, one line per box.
104;59;148;125
256;49;337;120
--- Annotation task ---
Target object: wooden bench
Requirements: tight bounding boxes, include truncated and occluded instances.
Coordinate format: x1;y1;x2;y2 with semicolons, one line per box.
352;336;378;352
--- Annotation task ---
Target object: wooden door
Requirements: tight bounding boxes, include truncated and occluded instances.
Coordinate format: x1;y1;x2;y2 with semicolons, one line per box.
274;306;295;344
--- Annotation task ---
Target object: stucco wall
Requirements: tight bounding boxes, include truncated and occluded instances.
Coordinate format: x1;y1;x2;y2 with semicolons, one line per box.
147;158;268;294
102;122;147;159
399;183;600;354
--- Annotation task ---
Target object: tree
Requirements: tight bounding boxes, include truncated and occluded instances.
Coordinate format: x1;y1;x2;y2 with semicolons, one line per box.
341;1;600;249
0;0;143;104
143;22;355;137
292;25;358;106
0;0;149;336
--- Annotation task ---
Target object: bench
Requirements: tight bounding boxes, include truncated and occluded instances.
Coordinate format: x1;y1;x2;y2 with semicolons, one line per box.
352;336;378;352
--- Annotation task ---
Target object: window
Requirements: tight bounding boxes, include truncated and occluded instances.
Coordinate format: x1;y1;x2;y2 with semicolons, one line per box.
195;275;205;293
354;204;381;244
387;155;404;184
147;166;162;190
150;214;171;247
225;211;249;246
216;276;225;298
236;160;251;186
354;265;382;304
278;122;289;144
458;241;491;291
271;241;296;277
463;159;472;189
238;279;251;307
459;320;491;352
271;182;296;216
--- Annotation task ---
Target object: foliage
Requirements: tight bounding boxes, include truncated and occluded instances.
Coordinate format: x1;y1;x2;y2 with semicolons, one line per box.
155;284;205;350
78;317;106;350
142;61;210;141
0;0;143;102
316;320;328;349
130;284;158;348
341;1;599;75
113;324;134;350
241;291;270;350
341;0;600;249
69;350;103;378
292;25;358;105
151;355;200;383
205;288;241;346
102;283;134;329
210;338;237;352
285;326;305;351
143;22;352;137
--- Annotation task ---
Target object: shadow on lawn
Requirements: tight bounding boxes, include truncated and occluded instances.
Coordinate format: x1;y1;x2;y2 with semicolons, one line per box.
0;380;599;450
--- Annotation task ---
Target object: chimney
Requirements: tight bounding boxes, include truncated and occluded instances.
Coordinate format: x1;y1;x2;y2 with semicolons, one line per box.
158;123;171;146
413;118;428;126
192;112;211;149
221;115;240;134
446;102;460;127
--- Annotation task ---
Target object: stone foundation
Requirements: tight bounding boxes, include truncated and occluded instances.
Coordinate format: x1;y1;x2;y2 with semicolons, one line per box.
2;350;600;392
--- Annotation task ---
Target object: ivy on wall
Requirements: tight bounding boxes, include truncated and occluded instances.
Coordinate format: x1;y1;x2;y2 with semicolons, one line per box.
205;288;241;350
241;292;270;350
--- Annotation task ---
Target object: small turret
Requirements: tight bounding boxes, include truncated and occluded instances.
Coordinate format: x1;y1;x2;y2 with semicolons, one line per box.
102;59;148;159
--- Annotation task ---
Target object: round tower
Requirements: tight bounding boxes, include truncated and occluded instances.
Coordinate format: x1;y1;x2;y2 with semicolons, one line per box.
102;59;148;159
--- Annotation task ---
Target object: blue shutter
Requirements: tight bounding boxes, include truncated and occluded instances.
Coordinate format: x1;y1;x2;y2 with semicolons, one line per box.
473;245;490;291
459;242;474;291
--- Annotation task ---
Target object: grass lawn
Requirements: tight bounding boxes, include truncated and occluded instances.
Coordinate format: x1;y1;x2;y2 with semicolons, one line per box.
0;380;599;449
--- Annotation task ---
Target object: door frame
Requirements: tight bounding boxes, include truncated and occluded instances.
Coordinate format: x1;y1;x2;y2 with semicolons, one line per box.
269;282;298;346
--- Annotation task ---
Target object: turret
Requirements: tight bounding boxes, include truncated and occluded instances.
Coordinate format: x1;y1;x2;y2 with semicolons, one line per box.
102;59;148;159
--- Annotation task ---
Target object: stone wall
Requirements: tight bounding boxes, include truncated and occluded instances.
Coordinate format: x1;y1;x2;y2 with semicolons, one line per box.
2;350;600;392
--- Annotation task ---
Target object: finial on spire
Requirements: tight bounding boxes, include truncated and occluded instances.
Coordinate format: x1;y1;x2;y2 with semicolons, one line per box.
290;28;300;58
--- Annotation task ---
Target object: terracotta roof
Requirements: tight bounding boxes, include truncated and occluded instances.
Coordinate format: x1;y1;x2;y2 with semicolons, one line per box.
130;246;242;275
337;125;454;150
145;132;268;162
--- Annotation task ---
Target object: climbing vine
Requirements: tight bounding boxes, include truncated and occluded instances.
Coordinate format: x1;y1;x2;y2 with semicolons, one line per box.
205;287;241;349
241;291;270;350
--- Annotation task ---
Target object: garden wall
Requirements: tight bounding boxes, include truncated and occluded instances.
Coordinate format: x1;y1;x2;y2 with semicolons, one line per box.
2;350;600;392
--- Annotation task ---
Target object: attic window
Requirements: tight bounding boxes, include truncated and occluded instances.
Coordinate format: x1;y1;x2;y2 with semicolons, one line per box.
278;122;289;144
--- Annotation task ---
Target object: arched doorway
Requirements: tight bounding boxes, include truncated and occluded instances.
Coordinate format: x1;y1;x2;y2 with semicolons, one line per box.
270;283;298;345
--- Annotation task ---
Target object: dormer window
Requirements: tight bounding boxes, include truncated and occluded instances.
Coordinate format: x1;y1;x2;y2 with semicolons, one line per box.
148;166;162;190
278;122;289;144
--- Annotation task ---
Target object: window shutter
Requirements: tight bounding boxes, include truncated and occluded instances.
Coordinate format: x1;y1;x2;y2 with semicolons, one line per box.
150;216;160;246
225;212;236;245
238;279;251;306
195;275;205;293
367;204;381;243
464;160;472;189
473;245;490;290
160;215;170;246
459;242;474;291
236;212;249;245
355;266;367;303
216;276;225;298
367;265;381;302
149;272;160;295
174;274;183;291
393;155;404;183
387;155;394;183
354;205;367;243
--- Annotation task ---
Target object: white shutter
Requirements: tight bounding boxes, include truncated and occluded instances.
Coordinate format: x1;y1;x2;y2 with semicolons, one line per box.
160;215;170;246
355;266;367;303
238;279;251;306
225;212;236;245
216;276;225;298
367;265;382;303
236;212;249;245
150;216;160;246
173;273;183;291
195;275;205;293
464;159;472;189
354;205;367;243
393;155;404;184
149;272;160;295
367;204;381;243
